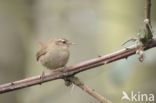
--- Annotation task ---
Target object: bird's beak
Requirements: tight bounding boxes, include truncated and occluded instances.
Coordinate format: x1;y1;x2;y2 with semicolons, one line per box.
71;42;78;45
67;42;78;46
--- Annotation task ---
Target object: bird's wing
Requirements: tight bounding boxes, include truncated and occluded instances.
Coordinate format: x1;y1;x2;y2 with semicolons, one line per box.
36;46;47;61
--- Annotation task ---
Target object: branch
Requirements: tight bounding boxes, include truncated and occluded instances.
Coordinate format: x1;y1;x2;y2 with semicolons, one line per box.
0;37;156;94
66;76;112;103
144;0;153;40
77;84;112;103
145;0;151;24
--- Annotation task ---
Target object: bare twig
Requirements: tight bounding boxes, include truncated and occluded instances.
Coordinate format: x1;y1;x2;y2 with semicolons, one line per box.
145;0;151;26
67;76;112;103
0;37;156;94
78;85;111;103
144;0;153;39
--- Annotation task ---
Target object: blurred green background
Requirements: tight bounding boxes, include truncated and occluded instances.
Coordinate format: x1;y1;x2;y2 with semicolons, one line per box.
0;0;156;103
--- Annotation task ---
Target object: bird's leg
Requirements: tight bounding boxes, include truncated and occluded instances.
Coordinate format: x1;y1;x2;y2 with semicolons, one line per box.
52;66;68;73
63;65;67;70
59;65;68;72
40;68;45;81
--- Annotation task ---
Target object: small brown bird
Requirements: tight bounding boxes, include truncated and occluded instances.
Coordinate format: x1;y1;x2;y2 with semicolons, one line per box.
36;38;74;79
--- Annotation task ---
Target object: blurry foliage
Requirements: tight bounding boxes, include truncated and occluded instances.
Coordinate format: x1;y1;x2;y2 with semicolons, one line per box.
0;0;156;103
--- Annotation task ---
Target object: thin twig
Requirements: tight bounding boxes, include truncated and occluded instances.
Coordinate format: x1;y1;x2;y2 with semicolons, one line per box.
67;76;112;103
0;37;156;94
145;0;151;26
144;0;153;39
78;85;111;103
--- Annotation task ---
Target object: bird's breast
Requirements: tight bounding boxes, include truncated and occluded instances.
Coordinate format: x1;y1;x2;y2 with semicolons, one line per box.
40;48;69;70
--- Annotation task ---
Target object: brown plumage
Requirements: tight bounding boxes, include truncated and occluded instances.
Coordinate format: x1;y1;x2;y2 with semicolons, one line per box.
36;38;72;70
36;40;47;61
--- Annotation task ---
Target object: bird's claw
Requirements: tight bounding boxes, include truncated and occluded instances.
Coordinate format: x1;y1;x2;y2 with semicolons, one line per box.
40;70;45;81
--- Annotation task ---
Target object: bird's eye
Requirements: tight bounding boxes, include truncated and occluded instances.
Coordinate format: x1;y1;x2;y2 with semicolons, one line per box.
57;39;67;44
62;40;66;44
